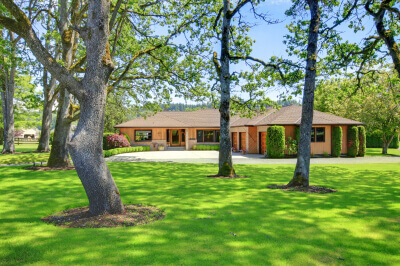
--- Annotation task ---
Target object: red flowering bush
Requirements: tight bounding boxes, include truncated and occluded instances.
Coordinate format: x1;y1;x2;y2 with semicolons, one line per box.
106;134;130;149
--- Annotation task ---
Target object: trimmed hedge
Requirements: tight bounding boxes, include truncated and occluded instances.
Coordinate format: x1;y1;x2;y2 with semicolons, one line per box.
347;126;359;157
332;126;342;157
366;132;399;148
392;132;400;149
103;146;150;157
358;126;366;157
267;126;285;158
194;144;220;150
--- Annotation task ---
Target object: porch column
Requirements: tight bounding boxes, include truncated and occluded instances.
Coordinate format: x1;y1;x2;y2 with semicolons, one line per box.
186;128;189;150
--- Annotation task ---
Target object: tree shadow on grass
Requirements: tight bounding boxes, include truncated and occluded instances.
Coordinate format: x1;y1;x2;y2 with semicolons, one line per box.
0;163;399;264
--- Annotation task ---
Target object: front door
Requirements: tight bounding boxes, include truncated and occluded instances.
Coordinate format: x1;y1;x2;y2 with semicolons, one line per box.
232;132;238;149
171;130;180;146
259;132;267;154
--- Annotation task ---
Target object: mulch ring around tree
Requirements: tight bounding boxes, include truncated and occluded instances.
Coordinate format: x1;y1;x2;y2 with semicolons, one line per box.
42;204;165;228
267;185;337;194
207;175;248;179
23;165;76;171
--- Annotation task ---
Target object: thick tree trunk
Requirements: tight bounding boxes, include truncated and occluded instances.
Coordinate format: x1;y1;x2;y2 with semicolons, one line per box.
288;0;320;187
217;0;235;177
47;88;72;166
68;0;123;215
382;133;395;155
69;83;123;215
37;87;54;152
1;32;16;154
382;143;388;155
38;58;58;153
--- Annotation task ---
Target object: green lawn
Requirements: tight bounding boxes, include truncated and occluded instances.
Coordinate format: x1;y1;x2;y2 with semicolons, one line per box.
1;162;399;264
366;148;400;157
0;144;49;165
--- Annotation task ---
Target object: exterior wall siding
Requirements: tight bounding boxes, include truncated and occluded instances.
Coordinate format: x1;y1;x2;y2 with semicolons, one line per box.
310;125;332;155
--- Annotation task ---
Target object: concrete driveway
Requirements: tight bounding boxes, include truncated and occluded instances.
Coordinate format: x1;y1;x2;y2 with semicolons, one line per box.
105;150;400;164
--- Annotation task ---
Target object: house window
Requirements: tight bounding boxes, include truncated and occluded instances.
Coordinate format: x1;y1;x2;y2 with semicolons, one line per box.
135;130;152;142
197;130;203;143
316;127;325;142
196;130;220;142
311;127;325;142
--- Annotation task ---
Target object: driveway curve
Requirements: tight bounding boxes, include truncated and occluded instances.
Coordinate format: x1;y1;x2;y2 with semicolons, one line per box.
105;150;400;164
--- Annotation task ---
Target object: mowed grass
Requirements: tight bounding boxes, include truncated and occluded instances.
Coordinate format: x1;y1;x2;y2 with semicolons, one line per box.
0;144;49;165
366;148;400;157
0;162;399;264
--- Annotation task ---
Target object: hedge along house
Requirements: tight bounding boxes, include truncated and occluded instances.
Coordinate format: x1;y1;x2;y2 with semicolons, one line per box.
114;105;364;154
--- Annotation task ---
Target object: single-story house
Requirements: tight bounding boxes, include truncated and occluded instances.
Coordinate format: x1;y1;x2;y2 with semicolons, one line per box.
17;128;41;139
114;105;364;155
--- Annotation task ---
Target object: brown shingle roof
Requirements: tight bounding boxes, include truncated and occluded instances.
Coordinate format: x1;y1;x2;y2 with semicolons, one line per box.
114;105;364;128
114;109;224;128
231;105;364;126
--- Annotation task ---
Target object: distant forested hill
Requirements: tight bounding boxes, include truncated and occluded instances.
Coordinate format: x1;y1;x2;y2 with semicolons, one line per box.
164;103;214;111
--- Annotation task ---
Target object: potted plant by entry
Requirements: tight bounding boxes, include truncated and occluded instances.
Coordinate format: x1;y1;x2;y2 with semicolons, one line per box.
240;149;246;155
158;144;165;151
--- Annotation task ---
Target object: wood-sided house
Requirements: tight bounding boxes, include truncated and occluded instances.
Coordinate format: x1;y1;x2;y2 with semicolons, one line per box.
114;105;364;155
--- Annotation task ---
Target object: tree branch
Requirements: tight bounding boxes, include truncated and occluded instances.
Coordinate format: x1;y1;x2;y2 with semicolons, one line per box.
0;0;83;100
228;0;252;19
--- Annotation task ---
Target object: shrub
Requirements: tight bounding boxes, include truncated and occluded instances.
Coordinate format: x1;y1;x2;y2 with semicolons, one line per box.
358;126;366;157
323;152;329;157
285;137;298;156
267;126;285;158
331;126;342;157
143;146;150;151
103;145;149;158
391;132;400;149
347;126;359;157
106;134;130;149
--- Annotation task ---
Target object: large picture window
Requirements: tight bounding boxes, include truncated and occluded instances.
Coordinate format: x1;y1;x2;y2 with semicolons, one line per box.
196;130;220;143
311;127;325;142
135;130;152;142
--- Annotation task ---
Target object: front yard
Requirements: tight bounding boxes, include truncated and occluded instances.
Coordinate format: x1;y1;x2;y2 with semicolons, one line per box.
0;162;399;264
0;144;49;165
